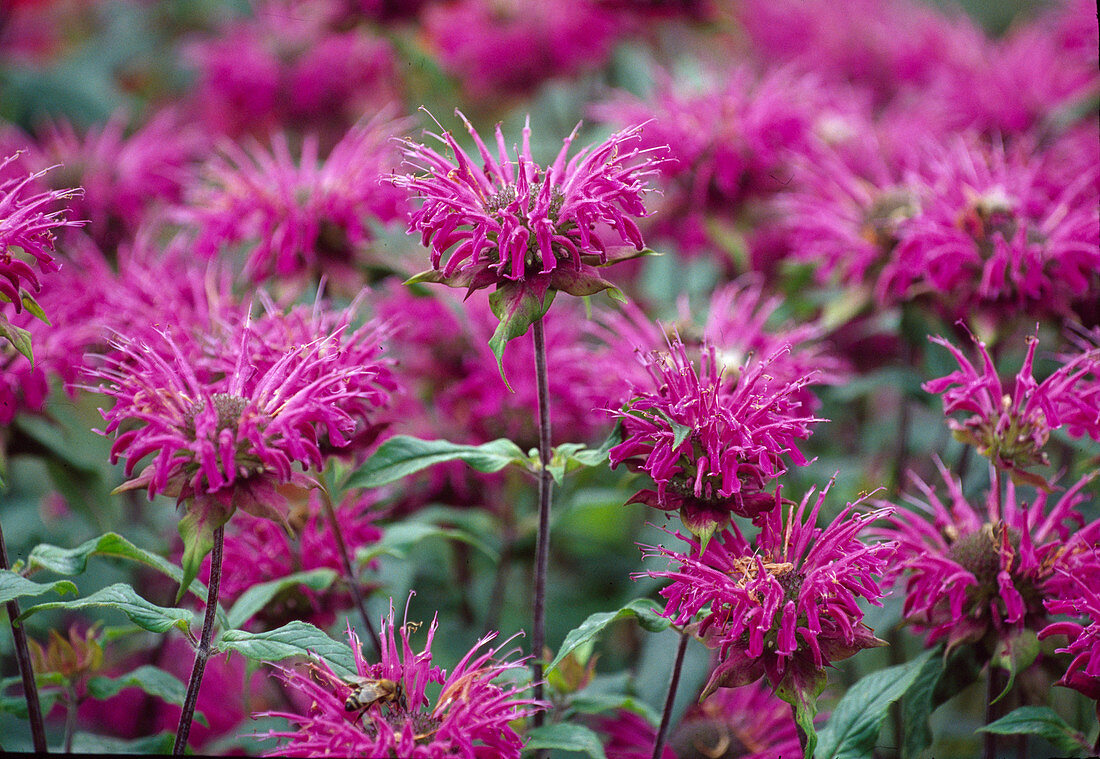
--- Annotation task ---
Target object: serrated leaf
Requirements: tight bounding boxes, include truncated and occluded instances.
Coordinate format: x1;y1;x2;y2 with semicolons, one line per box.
345;435;527;490
226;568;338;629
977;706;1091;756
0;315;34;365
25;532;214;606
816;649;935;759
356;521;498;566
17;583;194;635
0;570;77;605
217;621;357;679
547;598;670;674
525;723;607;759
901;648;945;758
487;283;555;391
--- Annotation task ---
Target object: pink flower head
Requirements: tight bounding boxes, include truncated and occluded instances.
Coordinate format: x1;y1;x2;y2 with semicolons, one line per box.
879;459;1096;651
35;111;202;248
87;310;395;521
393;111;668;299
609;336;823;541
0;153;82;314
596;679;802;759
1039;548;1100;700
642;483;892;700
185;116;407;283
260;607;545;757
203;490;382;630
880;135;1099;321
924;329;1100;486
421;0;621;99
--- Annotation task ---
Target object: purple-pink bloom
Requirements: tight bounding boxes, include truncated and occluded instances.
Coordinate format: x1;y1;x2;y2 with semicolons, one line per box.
596;679;802;759
260;608;545;758
184;116;407;283
1039;547;1100;700
923;329;1100;485
393;111;667;299
609;336;823;536
642;483;892;699
879;458;1096;650
0;152;82;313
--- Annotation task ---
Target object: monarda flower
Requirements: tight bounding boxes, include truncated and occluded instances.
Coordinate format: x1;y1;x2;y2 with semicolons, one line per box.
642;484;892;722
596;680;802;759
924;329;1100;487
609;337;823;544
260;609;544;758
185;117;407;285
86;312;395;592
0;152;82;326
393;111;666;368
879;459;1097;652
1039;548;1100;700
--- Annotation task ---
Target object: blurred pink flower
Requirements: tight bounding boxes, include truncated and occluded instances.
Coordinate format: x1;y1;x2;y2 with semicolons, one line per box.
643;483;892;700
260;609;544;757
1040;547;1100;700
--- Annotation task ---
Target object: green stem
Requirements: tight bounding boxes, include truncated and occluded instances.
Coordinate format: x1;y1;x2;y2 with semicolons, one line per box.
0;517;47;753
652;632;689;759
173;526;224;755
62;685;77;753
530;316;553;730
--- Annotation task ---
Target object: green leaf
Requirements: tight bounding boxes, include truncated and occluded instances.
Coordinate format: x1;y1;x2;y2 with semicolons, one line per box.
0;315;34;365
177;498;232;603
0;570;77;605
776;670;825;759
356;521;498;566
567;692;662;725
26;532;214;606
17;583;194;635
525;723;607;759
68;732;176;754
0;687;61;719
20;290;50;325
991;628;1039;704
226;568;338;629
977;706;1091;756
901;648;945;758
544;425;622;485
817;649;935;759
487;283;555;391
345;435;527;490
547;598;670;674
217;621;357;679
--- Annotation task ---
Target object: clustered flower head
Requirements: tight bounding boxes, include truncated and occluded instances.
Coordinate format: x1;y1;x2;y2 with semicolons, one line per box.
879;458;1097;651
923;328;1100;487
597;680;802;759
393;111;668;299
185;116;407;284
1039;548;1100;700
642;483;892;701
609;336;823;542
0;152;83;315
260;607;544;758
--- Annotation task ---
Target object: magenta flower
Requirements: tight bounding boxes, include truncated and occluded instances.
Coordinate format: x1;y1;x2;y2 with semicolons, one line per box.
1040;548;1100;700
609;337;823;541
879;459;1096;650
185;116;407;283
924;329;1100;486
260;609;545;758
393;111;667;299
596;680;802;759
642;484;892;703
0;152;82;315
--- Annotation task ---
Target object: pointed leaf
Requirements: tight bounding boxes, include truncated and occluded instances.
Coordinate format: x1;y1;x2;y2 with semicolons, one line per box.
487;283;555;391
901;647;945;758
525;723;607;759
776;670;825;759
355;521;498;566
217;621;357;679
226;568;338;629
345;435;527;490
177;498;233;603
816;649;935;759
0;315;34;365
0;570;77;605
17;583;193;635
86;665;208;726
991;629;1039;704
547;598;670;674
977;706;1091;756
19;290;50;325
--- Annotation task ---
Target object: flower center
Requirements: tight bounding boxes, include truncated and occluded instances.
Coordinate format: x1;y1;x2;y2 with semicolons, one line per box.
947;522;1021;585
183;393;250;434
861;189;919;251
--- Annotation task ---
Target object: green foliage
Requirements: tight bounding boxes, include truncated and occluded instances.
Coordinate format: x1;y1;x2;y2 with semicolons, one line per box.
0;315;34;365
524;722;608;759
901;648;946;758
345;435;528;490
0;570;78;605
488;283;555;391
226;568;338;629
357;521;499;566
817;650;936;759
217;621;357;679
17;583;194;634
547;598;670;674
977;706;1092;756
